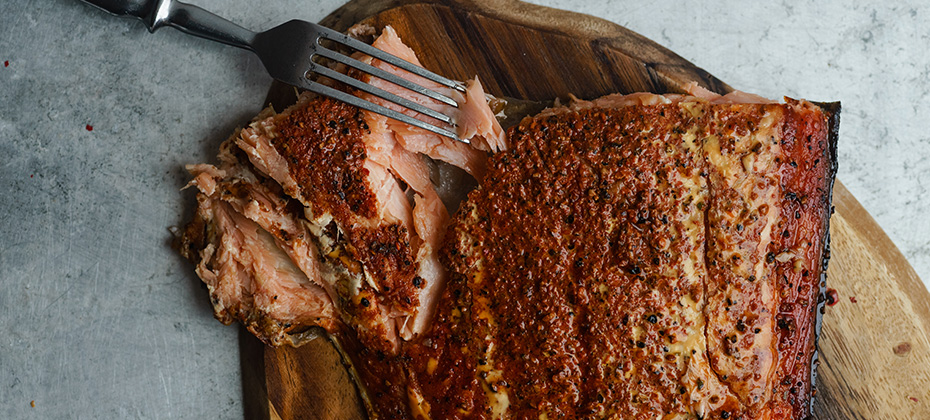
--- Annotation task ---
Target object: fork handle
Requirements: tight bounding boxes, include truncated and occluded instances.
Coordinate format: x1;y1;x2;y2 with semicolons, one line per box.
81;0;155;18
82;0;256;51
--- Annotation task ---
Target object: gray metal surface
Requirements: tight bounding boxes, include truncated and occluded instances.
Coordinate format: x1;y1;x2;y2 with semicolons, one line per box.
0;0;927;418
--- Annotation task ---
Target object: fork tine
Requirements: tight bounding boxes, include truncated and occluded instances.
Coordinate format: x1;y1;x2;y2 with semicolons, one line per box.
311;65;456;126
300;79;462;141
314;47;459;108
313;25;466;93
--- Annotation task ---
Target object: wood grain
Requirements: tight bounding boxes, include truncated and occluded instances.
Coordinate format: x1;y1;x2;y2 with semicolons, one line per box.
263;334;367;420
812;181;930;419
319;0;731;101
246;1;930;419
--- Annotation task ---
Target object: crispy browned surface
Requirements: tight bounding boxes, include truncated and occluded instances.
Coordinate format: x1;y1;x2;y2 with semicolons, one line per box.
273;98;422;317
766;101;836;418
437;105;710;419
178;95;429;353
276;99;377;219
349;100;834;420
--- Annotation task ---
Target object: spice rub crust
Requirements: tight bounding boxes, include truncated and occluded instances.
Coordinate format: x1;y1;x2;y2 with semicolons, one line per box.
412;100;834;420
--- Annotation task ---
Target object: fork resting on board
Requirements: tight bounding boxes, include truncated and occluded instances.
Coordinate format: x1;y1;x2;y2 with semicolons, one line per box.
82;0;467;140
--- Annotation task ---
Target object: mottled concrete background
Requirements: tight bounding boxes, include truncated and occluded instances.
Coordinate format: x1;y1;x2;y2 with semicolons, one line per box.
1;0;927;418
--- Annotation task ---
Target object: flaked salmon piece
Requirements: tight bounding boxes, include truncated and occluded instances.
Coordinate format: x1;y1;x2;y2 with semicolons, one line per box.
340;26;502;339
455;78;507;152
383;119;488;180
211;200;334;342
180;25;506;353
233;99;413;352
368;26;505;149
230;80;476;349
682;80;722;101
385;121;488;179
185;123;409;352
401;188;449;339
353;26;506;179
238;119;302;200
186;159;329;297
179;148;337;347
357;102;451;341
364;159;417;233
362;114;433;195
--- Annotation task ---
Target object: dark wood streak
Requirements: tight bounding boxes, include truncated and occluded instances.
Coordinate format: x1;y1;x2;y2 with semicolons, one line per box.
240;327;270;420
590;39;665;95
264;333;368;420
319;0;731;100
815;352;870;420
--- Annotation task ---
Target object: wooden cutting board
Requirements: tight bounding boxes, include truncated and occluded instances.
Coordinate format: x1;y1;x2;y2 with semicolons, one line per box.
238;1;930;418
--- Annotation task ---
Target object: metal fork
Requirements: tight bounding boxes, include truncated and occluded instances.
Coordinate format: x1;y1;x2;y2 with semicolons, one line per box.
82;0;466;140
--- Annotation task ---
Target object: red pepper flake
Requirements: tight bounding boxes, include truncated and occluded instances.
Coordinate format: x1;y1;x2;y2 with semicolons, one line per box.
85;124;93;132
849;296;857;303
825;288;839;306
30;174;33;178
910;397;919;403
3;61;8;67
893;342;912;356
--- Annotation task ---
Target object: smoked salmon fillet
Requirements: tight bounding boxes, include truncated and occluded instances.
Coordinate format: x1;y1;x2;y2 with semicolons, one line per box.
176;25;838;420
347;93;838;420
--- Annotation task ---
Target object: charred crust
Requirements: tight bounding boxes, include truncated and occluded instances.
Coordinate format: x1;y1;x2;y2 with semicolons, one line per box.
354;224;420;311
429;101;836;419
275;97;377;220
807;101;840;419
